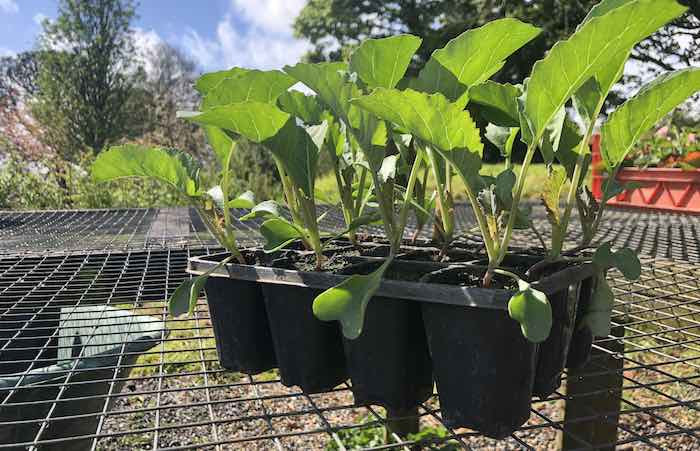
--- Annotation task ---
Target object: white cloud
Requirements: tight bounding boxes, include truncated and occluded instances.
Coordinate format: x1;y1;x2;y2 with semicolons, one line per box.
0;0;18;14
132;27;166;76
33;13;47;25
0;47;15;57
230;0;306;33
181;0;310;71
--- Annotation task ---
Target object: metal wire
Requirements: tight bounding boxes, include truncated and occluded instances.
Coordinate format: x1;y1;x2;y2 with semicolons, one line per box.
0;205;699;449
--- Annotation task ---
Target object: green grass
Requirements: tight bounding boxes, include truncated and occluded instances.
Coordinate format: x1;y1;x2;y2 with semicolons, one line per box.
316;163;574;204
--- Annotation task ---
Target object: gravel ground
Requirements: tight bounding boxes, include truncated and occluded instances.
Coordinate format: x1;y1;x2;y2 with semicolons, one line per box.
95;371;700;450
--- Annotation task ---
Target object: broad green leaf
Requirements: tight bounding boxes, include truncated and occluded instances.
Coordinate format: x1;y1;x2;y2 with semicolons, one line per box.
179;101;290;143
229;191;255;209
485;125;519;158
260;218;304;252
470;81;522;127
285;62;387;170
600;68;700;170
593;243;641;280
202;69;295;109
522;0;687;144
239;200;281;221
313;259;390;339
414;18;540;105
284;62;351;120
582;275;614;337
204;125;235;168
194;67;249;95
277;90;324;124
263;120;328;197
352;88;483;154
583;0;636;22
508;280;552;343
92;144;200;197
349;34;422;89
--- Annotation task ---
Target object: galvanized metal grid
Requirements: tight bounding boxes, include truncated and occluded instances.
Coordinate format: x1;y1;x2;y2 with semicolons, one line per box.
1;206;699;450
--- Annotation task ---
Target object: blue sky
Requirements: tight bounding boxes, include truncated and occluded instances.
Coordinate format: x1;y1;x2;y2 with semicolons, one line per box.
0;0;310;71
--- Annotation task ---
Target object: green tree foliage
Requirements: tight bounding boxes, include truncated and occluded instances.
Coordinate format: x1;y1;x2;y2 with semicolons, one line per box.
32;0;144;161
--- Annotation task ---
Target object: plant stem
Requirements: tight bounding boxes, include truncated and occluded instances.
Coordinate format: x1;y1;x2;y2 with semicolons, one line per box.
588;167;620;244
395;148;424;251
497;141;538;265
273;157;305;228
426;147;454;246
195;204;245;264
354;166;368;217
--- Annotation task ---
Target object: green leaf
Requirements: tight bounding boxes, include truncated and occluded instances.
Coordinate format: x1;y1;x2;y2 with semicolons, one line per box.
581;275;615;337
352;88;483;154
414;18;540;105
261;121;327;197
541;167;567;227
540;107;567;165
260;218;305;252
229;191;255;209
169;275;210;317
194;67;250;95
349;34;422;89
485;125;517;158
284;62;351;120
179;101;290;143
169;255;235;316
508;280;552;343
239;200;281;221
593;243;641;280
202;69;295;109
92;144;201;197
204;125;235;168
285;62;388;171
378;155;398;184
522;0;687;144
313;259;391;339
277;90;324;124
572;78;603;127
552;118;585;179
469;81;522;127
600;68;700;170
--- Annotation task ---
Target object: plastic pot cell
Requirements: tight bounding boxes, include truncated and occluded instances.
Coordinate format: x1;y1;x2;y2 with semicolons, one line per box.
204;277;277;374
188;251;596;439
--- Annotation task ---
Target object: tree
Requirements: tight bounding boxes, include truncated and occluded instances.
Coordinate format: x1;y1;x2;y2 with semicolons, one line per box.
32;0;143;161
294;0;700;101
134;41;207;161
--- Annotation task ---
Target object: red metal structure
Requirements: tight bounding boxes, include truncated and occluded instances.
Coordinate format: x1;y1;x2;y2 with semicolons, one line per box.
591;134;700;214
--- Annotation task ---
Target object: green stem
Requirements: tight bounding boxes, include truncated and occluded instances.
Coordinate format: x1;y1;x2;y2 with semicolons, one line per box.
395;148;424;251
426;147;454;245
273;157;304;227
497;141;538;265
354;166;368;217
195;204;245;264
588;166;620;244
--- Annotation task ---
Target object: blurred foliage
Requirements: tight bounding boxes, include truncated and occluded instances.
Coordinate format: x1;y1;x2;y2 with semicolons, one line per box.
0;146;188;209
32;0;145;161
625;124;699;169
